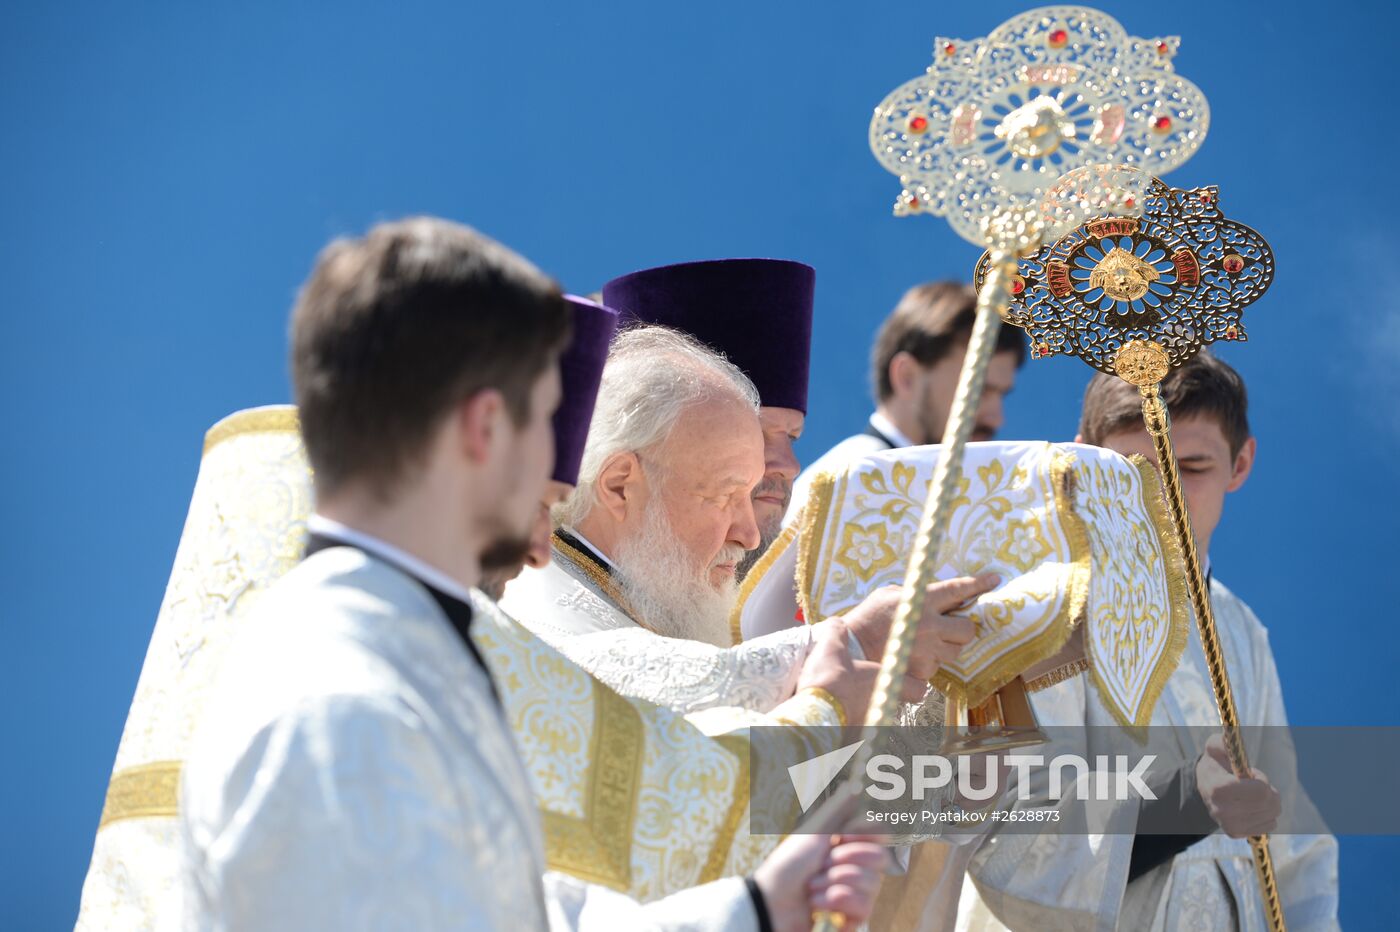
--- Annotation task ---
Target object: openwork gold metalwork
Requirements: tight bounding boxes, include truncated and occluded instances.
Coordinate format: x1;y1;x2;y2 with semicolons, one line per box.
815;8;1218;931
974;167;1275;370
988;178;1287;931
1091;247;1158;301
1114;339;1171;386
870;6;1209;246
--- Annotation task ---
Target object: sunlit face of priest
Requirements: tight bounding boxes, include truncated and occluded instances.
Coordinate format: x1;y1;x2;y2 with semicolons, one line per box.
738;405;804;579
555;326;765;647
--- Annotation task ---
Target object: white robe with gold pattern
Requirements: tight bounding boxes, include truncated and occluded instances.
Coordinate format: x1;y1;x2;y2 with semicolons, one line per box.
961;577;1339;931
500;548;833;720
180;546;765;931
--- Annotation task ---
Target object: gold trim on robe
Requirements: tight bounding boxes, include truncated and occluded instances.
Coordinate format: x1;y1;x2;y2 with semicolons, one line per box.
98;761;182;828
202;406;301;454
540;686;645;890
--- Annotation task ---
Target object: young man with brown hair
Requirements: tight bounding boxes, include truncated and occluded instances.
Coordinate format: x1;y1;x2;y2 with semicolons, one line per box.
178;218;888;931
1078;348;1255;559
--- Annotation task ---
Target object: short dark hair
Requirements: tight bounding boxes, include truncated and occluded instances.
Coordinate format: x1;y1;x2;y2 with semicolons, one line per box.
1079;349;1251;456
291;217;570;498
871;281;1027;401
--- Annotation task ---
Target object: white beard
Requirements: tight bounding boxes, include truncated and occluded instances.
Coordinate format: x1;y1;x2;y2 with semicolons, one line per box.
613;501;742;648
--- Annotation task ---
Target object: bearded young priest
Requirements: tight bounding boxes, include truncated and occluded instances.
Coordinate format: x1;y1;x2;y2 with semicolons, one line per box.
177;218;888;931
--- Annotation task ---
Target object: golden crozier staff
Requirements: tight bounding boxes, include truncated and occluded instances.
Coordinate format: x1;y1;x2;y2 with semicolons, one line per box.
811;5;1214;929
977;164;1285;931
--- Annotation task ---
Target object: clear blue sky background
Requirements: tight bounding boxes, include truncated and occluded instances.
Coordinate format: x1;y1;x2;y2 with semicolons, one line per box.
4;1;1395;927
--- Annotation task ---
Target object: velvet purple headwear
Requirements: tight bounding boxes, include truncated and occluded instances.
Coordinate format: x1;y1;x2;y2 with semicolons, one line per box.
601;258;815;414
553;295;619;486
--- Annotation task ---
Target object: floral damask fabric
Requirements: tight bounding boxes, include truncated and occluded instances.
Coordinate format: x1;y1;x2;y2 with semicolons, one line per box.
502;555;817;716
77;407;308;932
475;590;819;901
964;579;1339;931
1069;446;1189;729
737;440;1189;728
180;550;554;931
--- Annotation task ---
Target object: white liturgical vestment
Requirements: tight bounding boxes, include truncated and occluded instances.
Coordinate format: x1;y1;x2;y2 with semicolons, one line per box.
500;534;840;720
180;545;764;931
76;408;823;922
960;577;1339;932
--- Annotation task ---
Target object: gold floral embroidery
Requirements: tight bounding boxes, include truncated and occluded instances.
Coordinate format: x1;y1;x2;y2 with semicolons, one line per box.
797;443;1089;708
834;521;899;582
995;517;1054;571
699;734;750;883
1072;453;1189;728
94;407;313;848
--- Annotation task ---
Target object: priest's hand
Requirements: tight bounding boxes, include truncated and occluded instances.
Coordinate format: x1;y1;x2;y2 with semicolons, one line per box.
753;832;888;932
796;619;874;725
795;619;936;727
843;574;998;681
1195;733;1281;838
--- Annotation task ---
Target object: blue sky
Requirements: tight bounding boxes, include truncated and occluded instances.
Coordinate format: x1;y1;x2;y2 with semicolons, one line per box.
4;1;1395;927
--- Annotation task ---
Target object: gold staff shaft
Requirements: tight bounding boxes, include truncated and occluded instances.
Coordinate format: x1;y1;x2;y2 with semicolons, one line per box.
863;247;1017;730
1139;382;1287;932
811;248;1018;932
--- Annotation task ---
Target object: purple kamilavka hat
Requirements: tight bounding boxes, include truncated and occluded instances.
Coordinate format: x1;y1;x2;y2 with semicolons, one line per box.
601;258;815;414
553;295;619;485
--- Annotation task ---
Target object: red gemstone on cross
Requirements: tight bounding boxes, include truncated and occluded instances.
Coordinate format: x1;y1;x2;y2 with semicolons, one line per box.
943;42;956;55
906;196;921;210
1048;28;1068;47
1157;41;1170;55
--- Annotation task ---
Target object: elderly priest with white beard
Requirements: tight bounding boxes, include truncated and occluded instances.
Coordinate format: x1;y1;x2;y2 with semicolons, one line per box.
501;259;992;719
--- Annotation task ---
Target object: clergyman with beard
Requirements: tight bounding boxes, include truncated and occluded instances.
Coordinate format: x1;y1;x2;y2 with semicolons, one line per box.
601;258;814;580
499;323;992;718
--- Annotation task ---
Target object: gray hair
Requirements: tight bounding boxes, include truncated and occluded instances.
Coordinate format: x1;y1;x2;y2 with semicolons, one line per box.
557;325;760;527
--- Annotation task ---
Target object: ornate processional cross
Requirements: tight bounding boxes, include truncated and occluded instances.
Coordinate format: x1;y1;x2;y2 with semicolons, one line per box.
809;6;1286;931
976;163;1284;931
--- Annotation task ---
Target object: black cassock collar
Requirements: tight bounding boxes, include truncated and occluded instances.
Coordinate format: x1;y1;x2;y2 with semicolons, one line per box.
864;421;899;450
